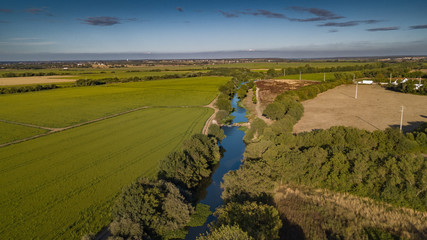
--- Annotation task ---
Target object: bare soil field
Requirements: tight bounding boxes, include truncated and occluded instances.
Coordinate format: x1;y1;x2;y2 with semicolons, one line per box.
294;84;427;133
256;79;318;109
0;76;75;86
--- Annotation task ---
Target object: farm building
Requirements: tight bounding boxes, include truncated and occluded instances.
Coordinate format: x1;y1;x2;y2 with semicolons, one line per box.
357;80;374;84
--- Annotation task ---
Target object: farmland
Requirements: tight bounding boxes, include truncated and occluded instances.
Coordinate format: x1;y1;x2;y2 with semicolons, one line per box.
65;70;206;80
0;76;229;128
275;72;337;81
0;73;229;239
293;84;427;133
0;75;77;86
0;107;212;239
211;61;376;69
0;121;47;144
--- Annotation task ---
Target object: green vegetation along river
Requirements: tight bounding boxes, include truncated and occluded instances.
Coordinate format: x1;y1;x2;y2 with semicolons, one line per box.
185;94;248;239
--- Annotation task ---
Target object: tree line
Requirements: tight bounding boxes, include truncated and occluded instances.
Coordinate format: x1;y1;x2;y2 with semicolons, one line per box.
0;84;58;94
386;80;427;95
265;61;426;81
88;131;226;240
222;78;427;239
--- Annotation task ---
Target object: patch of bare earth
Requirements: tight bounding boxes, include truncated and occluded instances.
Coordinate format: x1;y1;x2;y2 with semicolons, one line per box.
293;84;427;133
248;79;317;124
256;79;318;109
0;76;75;86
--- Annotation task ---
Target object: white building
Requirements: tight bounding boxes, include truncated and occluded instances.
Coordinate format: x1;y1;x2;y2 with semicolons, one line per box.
357;80;374;84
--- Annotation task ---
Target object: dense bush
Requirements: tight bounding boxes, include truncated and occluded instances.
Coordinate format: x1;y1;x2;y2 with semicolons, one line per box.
221;161;277;204
214;110;233;125
197;225;253;240
208;124;226;141
75;79;106;86
215;93;233;112
263;98;303;121
386;80;427;95
111;177;193;239
262;79;349;122
215;201;282;240
243;118;266;142
0;84;58;94
252;126;427;211
251;85;257;104
158;134;220;189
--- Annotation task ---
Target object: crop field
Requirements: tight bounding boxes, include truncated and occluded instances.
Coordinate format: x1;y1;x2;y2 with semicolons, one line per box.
0;74;229;239
0;107;212;239
294;84;427;133
65;70;207;80
275;72;337;81
0;121;47;144
214;61;375;69
0;76;229;128
0;75;77;86
0;67;207;79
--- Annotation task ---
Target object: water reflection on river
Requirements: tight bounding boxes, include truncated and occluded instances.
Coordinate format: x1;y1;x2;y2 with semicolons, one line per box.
185;94;247;239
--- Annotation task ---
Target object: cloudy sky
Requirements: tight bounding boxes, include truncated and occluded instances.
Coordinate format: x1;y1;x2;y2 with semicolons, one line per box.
0;0;426;61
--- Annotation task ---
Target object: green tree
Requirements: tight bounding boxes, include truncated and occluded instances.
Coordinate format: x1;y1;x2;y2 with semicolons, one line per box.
215;201;282;240
159;134;219;189
197;225;253;240
221;161;277;203
208;124;226;141
112;177;193;238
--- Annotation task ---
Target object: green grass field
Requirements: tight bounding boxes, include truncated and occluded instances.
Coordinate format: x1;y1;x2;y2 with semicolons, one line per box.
0;107;212;239
275;72;337;81
211;61;376;69
0;67;207;79
0;61;376;77
0;76;230;128
0;121;47;144
65;70;208;80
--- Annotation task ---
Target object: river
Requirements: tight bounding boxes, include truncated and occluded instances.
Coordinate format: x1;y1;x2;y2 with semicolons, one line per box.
185;94;248;239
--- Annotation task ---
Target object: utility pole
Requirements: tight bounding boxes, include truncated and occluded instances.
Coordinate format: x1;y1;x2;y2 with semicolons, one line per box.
299;71;301;80
400;106;404;132
355;81;358;99
390;73;392;84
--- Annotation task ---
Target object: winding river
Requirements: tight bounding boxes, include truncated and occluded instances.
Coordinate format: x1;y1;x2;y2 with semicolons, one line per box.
185;94;248;239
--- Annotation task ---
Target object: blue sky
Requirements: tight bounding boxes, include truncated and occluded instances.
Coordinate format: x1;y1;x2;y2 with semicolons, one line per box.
0;0;426;60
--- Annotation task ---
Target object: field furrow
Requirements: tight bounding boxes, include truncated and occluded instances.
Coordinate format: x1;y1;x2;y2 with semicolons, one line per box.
0;107;212;239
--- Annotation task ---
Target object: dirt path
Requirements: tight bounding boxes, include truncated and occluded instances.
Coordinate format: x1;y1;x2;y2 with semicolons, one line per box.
242;88;273;125
0;119;58;131
0;106;151;148
202;96;218;135
1;104;216;148
255;87;273;125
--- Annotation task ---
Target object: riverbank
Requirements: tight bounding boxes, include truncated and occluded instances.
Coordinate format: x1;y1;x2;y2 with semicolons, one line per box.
185;94;248;239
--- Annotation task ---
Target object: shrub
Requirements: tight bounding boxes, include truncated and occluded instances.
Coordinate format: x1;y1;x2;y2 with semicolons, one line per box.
197;225;253;240
112;177;193;238
215;201;282;240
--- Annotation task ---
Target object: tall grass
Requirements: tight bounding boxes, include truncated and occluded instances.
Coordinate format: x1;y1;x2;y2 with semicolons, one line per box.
275;184;426;240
